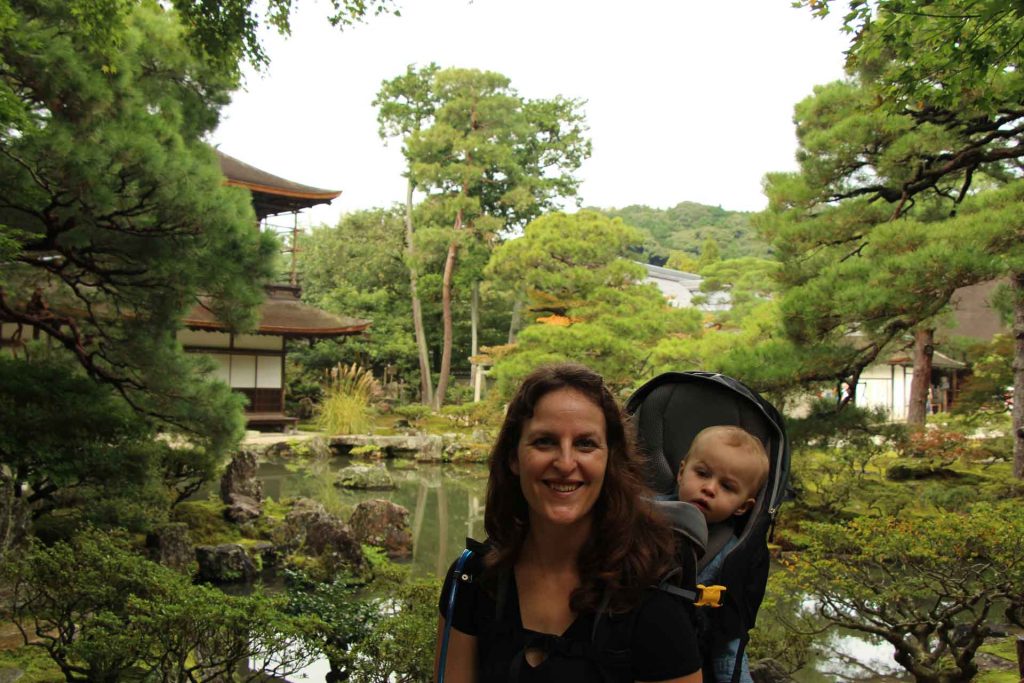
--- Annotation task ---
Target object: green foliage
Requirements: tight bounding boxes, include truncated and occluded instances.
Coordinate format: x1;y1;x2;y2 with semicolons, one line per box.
0;645;62;682
788;398;905;454
284;568;378;681
695;256;780;324
0;356;227;555
393;403;432;428
440;401;496;428
1;0;270;461
350;444;385;459
758;75;1016;395
596;202;770;262
317;363;378;435
170;499;241;546
747;571;816;675
171;0;398;74
376;63;591;407
953;334;1014;417
347;573;440;683
487;211;702;396
777;501;1024;682
800;0;1024;113
5;528;316;682
285;555;441;683
299;209;423;380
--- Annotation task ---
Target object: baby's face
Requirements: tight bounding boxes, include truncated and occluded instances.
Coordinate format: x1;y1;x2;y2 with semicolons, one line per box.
676;437;763;524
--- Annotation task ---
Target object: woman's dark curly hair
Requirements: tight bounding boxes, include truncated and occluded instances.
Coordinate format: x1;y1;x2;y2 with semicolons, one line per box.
483;363;676;614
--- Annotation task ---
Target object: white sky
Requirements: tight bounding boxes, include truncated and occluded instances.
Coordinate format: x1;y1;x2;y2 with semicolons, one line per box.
211;0;852;228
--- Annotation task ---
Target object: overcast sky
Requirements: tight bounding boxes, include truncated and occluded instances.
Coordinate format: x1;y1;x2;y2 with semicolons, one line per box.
210;0;852;228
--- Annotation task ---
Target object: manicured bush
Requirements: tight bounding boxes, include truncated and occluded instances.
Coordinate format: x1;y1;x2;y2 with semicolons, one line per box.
5;528;316;682
775;502;1024;683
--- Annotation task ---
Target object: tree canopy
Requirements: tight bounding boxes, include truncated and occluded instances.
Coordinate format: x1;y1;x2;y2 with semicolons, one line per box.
487;211;702;396
596;201;770;265
0;1;276;456
375;64;590;406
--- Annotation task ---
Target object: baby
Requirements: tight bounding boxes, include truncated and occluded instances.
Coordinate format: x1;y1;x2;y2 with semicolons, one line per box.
676;425;769;526
676;425;769;683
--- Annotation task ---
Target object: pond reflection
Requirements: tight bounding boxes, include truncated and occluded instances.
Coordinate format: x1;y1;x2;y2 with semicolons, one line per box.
256;457;488;578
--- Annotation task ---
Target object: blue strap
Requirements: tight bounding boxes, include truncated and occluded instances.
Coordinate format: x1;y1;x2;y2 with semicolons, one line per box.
438;548;474;683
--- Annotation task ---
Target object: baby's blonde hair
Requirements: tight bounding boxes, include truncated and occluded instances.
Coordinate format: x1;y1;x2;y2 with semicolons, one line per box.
684;425;770;496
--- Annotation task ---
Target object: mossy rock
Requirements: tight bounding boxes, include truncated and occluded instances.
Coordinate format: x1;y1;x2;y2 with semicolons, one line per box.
443;444;489;464
885;460;963;481
171;499;241;545
350;444;385;459
391;459;418;471
336;463;395;490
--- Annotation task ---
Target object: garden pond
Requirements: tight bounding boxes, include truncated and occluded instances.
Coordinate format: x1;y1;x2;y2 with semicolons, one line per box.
251;455;910;683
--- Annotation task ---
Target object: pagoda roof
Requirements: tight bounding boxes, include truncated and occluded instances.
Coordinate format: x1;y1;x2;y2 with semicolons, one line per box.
183;285;369;339
217;151;341;220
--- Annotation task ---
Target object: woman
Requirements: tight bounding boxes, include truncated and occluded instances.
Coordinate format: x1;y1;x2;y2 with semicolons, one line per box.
435;364;702;683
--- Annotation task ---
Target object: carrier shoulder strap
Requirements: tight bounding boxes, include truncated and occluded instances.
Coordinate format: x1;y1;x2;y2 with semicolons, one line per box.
730;632;750;683
697;522;735;574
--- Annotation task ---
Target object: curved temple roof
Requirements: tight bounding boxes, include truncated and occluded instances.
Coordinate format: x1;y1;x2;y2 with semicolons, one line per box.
217;151;341;220
183;285;369;339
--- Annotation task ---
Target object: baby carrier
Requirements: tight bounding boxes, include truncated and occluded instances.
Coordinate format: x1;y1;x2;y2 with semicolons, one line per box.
626;371;791;683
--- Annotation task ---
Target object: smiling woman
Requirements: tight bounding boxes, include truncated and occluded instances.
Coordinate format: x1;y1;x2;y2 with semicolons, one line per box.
434;363;703;683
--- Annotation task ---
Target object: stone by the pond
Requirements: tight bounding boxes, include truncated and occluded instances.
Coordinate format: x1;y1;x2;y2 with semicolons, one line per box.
220;449;263;504
195;543;258;584
280;498;365;573
146;522;195;573
349;499;412;559
225;492;262;523
264;436;333;460
330;433;443;461
336;462;395;490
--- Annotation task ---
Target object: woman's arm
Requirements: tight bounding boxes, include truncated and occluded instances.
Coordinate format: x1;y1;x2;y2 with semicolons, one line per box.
434;616;478;683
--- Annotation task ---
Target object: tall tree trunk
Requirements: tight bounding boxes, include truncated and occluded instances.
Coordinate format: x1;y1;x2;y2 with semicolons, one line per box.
1012;272;1024;479
508;295;523;344
435;106;477;410
435;211;461;410
405;179;434;406
907;328;935;427
470;281;480;389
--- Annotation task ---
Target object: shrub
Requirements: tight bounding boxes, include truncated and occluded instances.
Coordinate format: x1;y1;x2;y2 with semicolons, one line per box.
4;528;316;682
393;403;432;429
317;363;378;435
776;502;1024;682
899;426;973;463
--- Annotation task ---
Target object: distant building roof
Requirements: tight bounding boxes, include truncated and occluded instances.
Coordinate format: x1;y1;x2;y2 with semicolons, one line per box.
217;151;341;220
183;285;369;338
639;262;731;311
885;349;966;370
643;263;703;284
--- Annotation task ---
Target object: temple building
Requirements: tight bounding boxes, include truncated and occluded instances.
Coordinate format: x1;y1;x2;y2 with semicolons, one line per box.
0;151;368;430
178;152;369;429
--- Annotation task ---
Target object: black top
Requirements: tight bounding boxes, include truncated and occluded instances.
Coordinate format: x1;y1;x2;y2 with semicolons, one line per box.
438;556;702;683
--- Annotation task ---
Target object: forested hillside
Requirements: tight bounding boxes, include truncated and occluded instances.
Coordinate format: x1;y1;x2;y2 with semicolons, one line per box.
593;201;771;264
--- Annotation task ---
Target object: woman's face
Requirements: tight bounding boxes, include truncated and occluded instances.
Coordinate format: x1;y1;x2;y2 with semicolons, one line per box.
511;387;609;533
